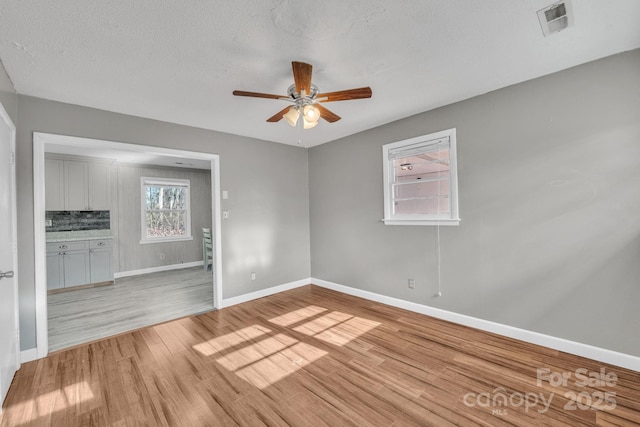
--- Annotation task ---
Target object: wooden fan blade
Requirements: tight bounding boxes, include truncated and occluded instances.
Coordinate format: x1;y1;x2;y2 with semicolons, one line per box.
315;104;341;123
292;61;313;95
267;106;292;122
233;90;283;100
317;87;372;102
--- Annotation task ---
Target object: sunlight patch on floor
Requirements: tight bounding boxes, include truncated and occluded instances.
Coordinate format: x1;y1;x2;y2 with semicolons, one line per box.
234;342;327;389
6;381;94;423
290;310;381;347
315;316;381;346
192;324;271;356
192;305;380;390
216;333;299;371
268;305;327;327
293;311;352;335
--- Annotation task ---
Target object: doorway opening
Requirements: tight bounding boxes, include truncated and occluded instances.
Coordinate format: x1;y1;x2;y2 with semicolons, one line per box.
33;133;222;356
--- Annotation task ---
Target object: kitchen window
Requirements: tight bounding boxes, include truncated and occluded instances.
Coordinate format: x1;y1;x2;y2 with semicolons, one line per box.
140;177;192;243
382;128;460;226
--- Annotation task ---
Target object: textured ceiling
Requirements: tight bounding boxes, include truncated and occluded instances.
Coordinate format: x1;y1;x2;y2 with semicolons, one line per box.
1;1;639;147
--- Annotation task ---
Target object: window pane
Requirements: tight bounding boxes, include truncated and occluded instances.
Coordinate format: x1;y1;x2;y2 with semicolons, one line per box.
393;147;450;184
395;197;450;215
145;211;186;238
392;144;451;216
393;178;451;215
145;186;186;210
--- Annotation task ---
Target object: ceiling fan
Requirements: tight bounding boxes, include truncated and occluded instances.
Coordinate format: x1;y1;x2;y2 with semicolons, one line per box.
233;61;372;129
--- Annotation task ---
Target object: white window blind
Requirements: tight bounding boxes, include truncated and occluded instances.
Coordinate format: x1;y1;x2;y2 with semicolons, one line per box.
382;129;460;226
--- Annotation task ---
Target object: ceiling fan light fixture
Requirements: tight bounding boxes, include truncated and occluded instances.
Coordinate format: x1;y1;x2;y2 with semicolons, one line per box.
303;116;318;129
283;107;299;127
303;104;320;123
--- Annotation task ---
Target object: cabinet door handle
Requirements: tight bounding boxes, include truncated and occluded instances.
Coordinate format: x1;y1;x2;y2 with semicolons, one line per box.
60;244;67;249
89;249;94;253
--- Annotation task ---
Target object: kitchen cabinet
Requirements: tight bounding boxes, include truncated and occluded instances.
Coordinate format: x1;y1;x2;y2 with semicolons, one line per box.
45;158;65;211
46;251;64;290
46;239;113;291
64;160;89;210
45;156;112;211
88;163;111;210
89;240;113;283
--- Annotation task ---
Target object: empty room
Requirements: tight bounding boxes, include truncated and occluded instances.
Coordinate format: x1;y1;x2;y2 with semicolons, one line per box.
0;1;639;426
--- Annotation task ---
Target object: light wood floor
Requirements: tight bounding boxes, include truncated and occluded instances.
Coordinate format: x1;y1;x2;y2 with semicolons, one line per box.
48;266;214;351
3;285;639;426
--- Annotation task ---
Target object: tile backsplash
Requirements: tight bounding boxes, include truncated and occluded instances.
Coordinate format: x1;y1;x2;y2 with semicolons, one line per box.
46;211;111;232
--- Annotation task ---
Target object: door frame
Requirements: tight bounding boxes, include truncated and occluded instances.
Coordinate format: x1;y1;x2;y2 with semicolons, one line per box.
33;132;222;357
0;99;19;403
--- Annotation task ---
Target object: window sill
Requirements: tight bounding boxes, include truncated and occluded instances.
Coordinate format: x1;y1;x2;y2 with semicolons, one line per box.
382;218;460;226
139;236;193;244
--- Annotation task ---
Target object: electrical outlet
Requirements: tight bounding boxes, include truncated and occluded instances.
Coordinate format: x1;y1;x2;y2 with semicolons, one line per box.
159;253;165;260
408;279;415;289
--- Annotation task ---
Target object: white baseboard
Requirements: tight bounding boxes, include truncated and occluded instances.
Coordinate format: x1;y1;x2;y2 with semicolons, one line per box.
311;278;640;372
20;348;38;364
221;278;310;308
114;261;205;279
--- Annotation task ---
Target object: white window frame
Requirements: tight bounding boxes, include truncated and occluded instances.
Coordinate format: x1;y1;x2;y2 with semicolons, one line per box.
382;128;460;226
140;177;192;243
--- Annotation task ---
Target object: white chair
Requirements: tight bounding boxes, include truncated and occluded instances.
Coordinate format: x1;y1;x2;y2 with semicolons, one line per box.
202;228;213;270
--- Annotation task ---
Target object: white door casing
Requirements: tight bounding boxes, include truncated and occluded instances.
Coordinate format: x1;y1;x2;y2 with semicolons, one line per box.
0;101;19;410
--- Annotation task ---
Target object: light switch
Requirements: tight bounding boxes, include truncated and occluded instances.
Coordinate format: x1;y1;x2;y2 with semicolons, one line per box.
223;210;229;219
222;190;228;200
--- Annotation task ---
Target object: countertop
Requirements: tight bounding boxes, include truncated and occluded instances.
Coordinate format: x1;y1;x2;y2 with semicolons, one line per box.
46;230;114;242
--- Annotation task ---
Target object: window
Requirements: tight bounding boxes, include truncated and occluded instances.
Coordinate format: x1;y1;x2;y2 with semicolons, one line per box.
382;128;460;226
140;177;192;243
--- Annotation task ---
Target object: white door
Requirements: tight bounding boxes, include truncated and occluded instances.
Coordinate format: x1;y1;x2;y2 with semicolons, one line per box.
0;103;19;409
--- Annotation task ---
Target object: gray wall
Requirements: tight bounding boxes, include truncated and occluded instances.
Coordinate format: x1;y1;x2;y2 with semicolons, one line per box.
116;164;212;272
309;49;640;356
16;96;311;350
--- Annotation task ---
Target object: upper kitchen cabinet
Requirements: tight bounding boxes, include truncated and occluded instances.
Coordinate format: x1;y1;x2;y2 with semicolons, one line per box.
45;155;113;211
45;158;65;210
88;163;111;210
64;160;88;210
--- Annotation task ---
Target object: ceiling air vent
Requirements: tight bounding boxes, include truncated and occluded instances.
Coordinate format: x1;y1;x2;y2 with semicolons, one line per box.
537;0;574;37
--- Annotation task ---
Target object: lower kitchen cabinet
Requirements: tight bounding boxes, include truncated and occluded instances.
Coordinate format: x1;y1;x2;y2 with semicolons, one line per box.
89;240;113;283
62;249;91;287
46;239;113;291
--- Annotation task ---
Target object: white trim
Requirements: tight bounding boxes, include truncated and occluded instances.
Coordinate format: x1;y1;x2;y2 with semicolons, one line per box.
211;156;223;310
221;278;310;308
114;261;204;279
382;219;460;226
32;132;223;360
311;278;640;372
33;134;49;358
0;100;20;406
20;348;38;364
139;237;193;245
